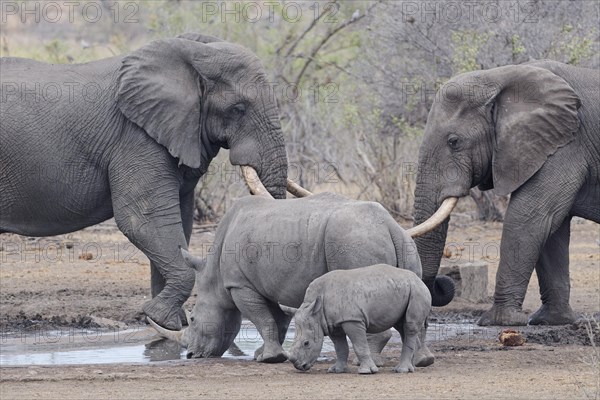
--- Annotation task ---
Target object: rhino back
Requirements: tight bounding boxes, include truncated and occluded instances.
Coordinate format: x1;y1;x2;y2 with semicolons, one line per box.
218;193;359;306
314;265;423;332
324;201;398;270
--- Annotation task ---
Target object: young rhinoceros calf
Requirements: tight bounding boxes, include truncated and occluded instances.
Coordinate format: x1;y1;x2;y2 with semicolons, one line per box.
286;264;431;374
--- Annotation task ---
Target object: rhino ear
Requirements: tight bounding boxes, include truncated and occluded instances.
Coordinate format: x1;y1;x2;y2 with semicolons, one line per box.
482;65;580;195
307;296;323;316
181;247;206;271
279;304;298;316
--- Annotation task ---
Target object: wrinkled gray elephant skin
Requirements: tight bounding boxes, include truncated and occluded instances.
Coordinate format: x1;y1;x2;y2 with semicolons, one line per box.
287;264;431;374
0;33;289;330
412;60;599;326
176;193;436;366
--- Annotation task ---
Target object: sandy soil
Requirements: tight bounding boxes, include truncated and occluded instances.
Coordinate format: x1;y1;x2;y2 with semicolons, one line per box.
1;218;599;399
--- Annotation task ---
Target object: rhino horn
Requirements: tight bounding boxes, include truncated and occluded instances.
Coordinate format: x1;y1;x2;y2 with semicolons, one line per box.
148;317;188;347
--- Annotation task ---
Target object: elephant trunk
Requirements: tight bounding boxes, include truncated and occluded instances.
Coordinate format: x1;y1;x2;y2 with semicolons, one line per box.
262;147;289;200
252;126;289;200
413;184;455;307
243;122;312;199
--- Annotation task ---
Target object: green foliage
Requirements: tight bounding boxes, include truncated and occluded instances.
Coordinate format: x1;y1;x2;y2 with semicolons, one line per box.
511;34;526;60
451;31;492;73
44;40;69;63
551;27;596;65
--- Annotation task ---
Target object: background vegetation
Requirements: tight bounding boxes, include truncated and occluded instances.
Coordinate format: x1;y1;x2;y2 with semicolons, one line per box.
2;0;598;223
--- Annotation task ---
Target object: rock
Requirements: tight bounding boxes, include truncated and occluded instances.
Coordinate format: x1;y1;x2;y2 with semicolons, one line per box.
439;262;488;303
499;329;525;346
79;252;94;261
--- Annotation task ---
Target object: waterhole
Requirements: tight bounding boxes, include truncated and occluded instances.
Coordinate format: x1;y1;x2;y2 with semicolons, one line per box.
0;322;497;366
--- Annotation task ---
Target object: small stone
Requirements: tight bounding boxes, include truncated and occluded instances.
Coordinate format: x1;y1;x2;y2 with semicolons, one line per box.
499;329;525;346
79;252;94;261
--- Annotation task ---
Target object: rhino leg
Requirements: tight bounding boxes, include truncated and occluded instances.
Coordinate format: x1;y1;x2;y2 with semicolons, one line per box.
414;320;434;367
327;334;350;373
351;330;391;367
343;321;378;374
254;302;292;360
393;320;419;373
230;288;287;363
368;330;391;366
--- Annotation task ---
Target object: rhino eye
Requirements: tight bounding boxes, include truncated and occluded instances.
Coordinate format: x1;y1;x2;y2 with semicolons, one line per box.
303;340;310;347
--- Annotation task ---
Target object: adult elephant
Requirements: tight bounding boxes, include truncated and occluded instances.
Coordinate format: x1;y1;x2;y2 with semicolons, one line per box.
0;33;309;330
411;60;599;326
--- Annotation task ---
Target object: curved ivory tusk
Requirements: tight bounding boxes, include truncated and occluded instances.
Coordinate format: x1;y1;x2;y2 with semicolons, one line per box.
184;309;192;326
279;304;298;315
241;166;274;199
147;317;188;346
287;179;313;197
407;197;458;238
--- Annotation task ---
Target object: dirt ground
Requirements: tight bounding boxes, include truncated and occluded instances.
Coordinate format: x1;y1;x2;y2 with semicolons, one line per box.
1;217;599;399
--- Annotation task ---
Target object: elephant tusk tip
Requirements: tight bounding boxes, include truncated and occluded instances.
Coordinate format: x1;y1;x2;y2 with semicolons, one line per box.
286;179;313;198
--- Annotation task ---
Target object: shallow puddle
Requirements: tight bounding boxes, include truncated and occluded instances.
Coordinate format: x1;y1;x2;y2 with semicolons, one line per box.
0;322;335;366
0;322;497;366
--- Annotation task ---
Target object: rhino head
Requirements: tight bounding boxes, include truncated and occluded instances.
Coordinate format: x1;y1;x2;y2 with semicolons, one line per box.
148;249;241;358
284;296;326;371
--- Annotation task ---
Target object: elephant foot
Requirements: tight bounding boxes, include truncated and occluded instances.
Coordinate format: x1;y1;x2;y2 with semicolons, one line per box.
143;297;183;330
393;363;415;373
477;305;528;326
529;304;578;325
327;363;350;373
414;345;435;367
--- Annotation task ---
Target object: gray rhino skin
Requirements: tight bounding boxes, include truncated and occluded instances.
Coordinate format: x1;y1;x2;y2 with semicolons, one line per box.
180;192;433;366
287;264;431;374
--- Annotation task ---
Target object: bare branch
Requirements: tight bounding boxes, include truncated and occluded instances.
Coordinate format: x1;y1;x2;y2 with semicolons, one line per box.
293;1;381;85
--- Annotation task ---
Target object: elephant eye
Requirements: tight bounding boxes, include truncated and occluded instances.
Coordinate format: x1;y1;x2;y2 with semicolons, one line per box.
303;340;310;348
447;136;460;150
230;103;246;118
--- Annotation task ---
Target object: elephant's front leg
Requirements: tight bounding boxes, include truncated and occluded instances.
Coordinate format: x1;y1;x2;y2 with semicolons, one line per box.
149;189;197;326
478;179;579;326
230;288;287;363
112;174;195;330
529;217;577;325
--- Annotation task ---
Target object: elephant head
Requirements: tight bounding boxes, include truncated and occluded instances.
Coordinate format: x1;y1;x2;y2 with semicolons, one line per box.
116;33;291;198
412;64;580;306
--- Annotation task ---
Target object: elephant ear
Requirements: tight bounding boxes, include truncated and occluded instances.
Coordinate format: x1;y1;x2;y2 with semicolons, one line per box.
483;65;580;195
116;38;219;169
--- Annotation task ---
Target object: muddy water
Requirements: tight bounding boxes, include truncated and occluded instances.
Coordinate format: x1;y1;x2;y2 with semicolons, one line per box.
0;322;499;366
